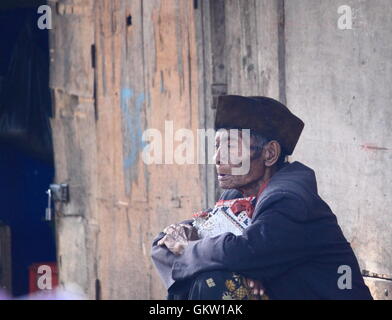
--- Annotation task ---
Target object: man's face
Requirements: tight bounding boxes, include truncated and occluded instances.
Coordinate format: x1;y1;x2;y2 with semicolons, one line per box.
214;129;266;190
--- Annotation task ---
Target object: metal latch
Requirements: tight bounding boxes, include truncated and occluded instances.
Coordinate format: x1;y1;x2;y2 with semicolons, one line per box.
45;184;69;221
362;269;392;281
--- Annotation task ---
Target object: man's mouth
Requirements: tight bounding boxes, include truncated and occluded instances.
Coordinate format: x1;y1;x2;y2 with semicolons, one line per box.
218;173;231;180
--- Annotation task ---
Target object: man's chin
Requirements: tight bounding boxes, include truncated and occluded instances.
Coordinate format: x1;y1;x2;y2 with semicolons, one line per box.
218;181;234;189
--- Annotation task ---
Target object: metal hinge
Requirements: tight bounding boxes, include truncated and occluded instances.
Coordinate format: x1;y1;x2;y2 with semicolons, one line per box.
362;269;392;281
45;184;69;221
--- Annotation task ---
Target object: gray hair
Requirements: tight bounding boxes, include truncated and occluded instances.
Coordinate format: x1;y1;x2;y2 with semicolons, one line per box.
216;127;288;168
250;131;269;154
249;130;287;168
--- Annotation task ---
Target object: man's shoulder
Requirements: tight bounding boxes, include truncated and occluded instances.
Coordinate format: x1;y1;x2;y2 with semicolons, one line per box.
253;189;309;222
253;162;321;220
267;161;317;195
254;162;338;223
260;162;317;203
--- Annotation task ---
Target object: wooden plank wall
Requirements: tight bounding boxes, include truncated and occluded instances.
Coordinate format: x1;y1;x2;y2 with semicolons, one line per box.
49;0;283;299
96;0;205;299
50;0;205;299
49;0;98;297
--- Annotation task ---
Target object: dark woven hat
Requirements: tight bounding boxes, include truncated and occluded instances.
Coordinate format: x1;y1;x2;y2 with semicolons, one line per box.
214;95;304;155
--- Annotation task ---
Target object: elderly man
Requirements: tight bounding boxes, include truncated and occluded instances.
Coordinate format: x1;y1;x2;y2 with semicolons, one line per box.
151;95;372;300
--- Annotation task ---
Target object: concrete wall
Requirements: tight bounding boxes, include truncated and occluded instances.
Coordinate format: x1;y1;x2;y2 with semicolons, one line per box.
284;0;392;298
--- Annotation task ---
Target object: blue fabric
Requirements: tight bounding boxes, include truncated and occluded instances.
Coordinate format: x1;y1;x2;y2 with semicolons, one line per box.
0;143;56;296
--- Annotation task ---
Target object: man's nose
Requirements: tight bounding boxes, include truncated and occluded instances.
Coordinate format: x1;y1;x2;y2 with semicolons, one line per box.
214;149;220;165
214;147;231;165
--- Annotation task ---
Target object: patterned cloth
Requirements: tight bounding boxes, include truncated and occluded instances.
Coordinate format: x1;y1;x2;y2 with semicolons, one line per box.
165;181;272;300
186;271;269;300
192;197;256;238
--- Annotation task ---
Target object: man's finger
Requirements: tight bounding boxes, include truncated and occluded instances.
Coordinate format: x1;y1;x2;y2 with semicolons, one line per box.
245;278;254;288
163;224;176;234
157;238;165;246
245;278;266;297
157;233;174;246
253;280;265;291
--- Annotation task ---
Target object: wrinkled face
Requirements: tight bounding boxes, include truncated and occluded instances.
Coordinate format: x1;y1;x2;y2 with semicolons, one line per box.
214;129;266;190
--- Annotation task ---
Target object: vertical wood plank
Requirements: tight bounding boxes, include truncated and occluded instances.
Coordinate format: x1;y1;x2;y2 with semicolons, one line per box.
49;0;98;298
49;0;95;97
93;0;205;299
224;0;280;97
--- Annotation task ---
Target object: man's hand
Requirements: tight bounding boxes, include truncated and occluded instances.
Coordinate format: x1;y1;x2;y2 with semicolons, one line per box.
157;223;199;255
245;278;266;298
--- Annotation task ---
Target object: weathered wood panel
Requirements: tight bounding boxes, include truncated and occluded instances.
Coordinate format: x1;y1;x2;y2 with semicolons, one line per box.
49;0;98;298
224;0;281;99
93;0;205;299
126;0;203;299
50;91;99;297
50;0;206;299
49;0;95;97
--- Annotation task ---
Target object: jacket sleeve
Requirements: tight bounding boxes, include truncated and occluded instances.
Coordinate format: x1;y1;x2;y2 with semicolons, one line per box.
150;189;240;290
172;192;309;282
151;219;194;290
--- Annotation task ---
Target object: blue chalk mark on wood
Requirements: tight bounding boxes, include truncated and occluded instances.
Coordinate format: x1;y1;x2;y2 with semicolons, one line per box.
121;88;147;193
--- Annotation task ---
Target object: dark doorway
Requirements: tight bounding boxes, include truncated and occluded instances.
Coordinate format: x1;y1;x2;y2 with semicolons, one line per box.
0;1;56;297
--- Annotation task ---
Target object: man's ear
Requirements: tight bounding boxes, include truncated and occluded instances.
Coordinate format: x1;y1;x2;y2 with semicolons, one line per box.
264;141;281;167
